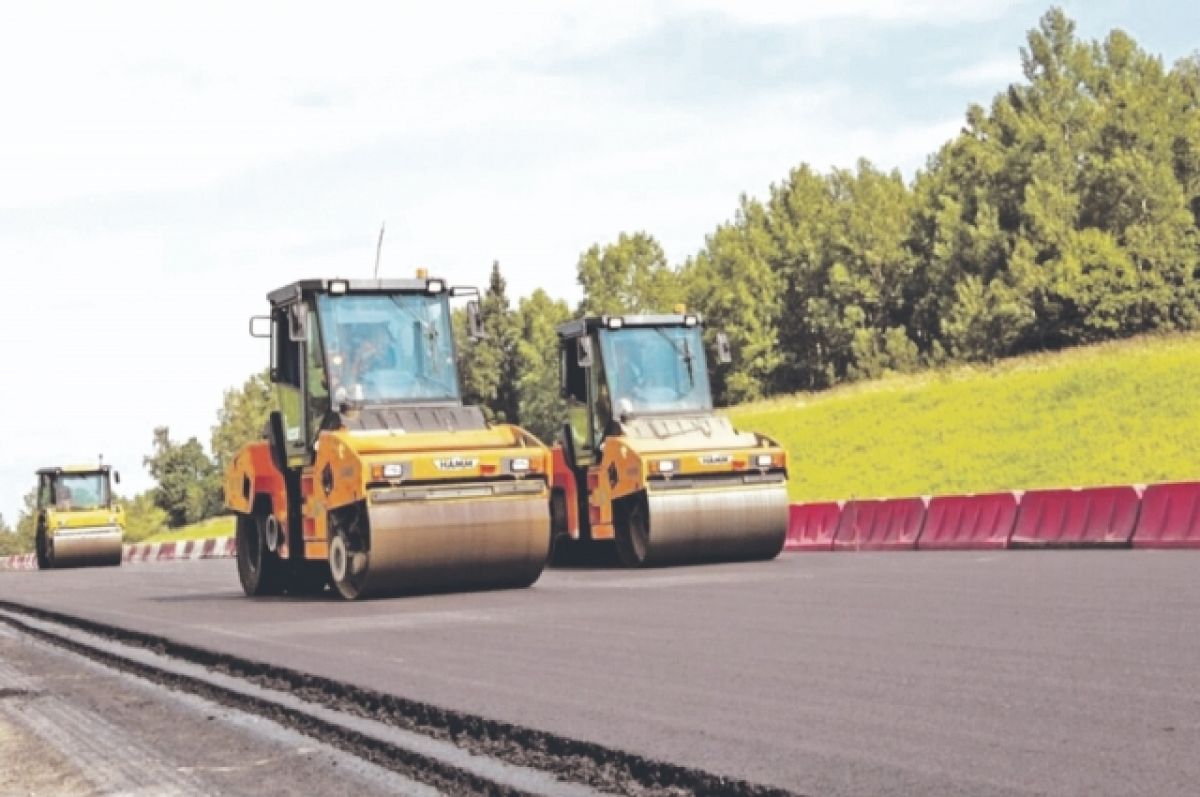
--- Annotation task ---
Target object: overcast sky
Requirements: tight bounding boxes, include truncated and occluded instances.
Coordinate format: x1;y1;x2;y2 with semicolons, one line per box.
0;0;1195;522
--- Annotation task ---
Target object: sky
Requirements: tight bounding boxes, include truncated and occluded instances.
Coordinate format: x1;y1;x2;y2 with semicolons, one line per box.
0;0;1196;523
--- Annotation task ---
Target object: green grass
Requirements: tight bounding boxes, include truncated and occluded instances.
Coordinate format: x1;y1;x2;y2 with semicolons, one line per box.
727;332;1200;502
140;515;235;544
132;333;1200;530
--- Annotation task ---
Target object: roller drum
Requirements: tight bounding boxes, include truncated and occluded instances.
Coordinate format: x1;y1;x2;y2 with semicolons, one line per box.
333;493;550;599
47;527;123;568
639;483;788;566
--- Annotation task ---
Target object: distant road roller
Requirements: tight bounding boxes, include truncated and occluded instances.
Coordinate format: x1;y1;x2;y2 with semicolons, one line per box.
34;464;124;569
551;310;789;567
224;275;552;599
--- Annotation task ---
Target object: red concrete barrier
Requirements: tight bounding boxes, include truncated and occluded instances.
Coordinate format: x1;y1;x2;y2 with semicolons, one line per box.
1132;482;1200;548
786;502;842;551
833;497;926;551
122;537;236;563
0;553;37;571
1010;486;1140;547
919;493;1019;550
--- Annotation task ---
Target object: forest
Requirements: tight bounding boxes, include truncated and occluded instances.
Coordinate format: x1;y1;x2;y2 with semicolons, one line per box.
3;9;1196;548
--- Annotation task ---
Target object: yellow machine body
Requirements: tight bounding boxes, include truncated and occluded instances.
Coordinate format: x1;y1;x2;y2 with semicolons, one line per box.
552;314;789;566
35;465;124;569
224;276;551;599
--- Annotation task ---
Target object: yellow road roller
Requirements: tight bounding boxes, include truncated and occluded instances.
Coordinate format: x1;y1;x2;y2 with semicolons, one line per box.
550;310;789;566
34;464;124;569
224;275;552;599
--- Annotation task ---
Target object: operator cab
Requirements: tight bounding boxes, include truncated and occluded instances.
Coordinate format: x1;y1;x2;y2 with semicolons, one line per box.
557;312;730;469
36;465;119;513
254;276;482;469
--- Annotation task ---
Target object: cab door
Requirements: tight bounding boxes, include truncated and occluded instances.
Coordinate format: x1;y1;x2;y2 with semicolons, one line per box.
559;332;619;539
270;300;317;557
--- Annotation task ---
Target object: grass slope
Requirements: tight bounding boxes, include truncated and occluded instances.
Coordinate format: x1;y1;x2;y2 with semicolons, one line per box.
140;515;235;544
133;334;1200;540
727;333;1200;502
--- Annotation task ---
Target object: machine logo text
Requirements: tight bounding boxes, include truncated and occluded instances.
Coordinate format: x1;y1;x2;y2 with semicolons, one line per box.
435;457;478;471
700;453;731;466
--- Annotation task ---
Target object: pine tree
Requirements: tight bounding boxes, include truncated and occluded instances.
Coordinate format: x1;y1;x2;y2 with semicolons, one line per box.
459;262;520;423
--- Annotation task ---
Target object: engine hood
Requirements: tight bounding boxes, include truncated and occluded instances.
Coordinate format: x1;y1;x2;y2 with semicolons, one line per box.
619;414;762;455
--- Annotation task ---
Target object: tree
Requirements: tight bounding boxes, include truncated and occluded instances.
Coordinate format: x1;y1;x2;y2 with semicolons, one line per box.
0;490;38;556
685;197;783;403
119;492;169;543
0;510;32;556
909;9;1200;362
761;163;841;388
144;427;222;527
459;262;520;422
514;289;571;442
211;371;275;472
576;232;682;315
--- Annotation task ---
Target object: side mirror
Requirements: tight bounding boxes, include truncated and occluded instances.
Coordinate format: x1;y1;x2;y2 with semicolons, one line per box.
466;300;486;340
249;316;272;338
450;286;480;298
113;471;121;485
576;336;594;368
716;332;733;364
288;304;308;342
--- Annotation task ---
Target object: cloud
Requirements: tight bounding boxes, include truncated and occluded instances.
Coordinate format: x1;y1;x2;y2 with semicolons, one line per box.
941;55;1024;87
0;1;1029;208
0;1;1033;520
676;0;1025;25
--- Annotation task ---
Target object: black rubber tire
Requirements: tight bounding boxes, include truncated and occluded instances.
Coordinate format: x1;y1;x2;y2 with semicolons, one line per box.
615;497;651;568
237;512;285;596
548;535;617;568
286;561;331;596
328;528;367;600
35;529;51;570
548;532;577;566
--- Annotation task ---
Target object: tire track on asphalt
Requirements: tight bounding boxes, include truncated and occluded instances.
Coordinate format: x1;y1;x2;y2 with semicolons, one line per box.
0;599;798;796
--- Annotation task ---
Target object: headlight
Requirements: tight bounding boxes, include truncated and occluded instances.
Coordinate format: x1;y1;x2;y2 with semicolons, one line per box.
380;463;405;479
426;279;445;294
607;317;624;329
329;279;349;294
754;454;773;468
656;459;677;473
509;457;531;473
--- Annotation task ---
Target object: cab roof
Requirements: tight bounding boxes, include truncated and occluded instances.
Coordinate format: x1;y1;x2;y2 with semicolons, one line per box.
37;464;112;476
267;278;441;306
557;313;703;339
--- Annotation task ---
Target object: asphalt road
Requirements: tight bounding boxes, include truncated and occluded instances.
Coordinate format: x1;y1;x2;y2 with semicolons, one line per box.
0;623;432;796
2;551;1199;795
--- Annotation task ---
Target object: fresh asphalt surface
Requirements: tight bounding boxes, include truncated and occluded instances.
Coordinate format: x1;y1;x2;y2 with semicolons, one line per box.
2;551;1199;796
0;623;430;796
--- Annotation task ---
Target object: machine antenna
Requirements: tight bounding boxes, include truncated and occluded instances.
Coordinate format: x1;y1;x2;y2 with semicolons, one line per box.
373;222;386;279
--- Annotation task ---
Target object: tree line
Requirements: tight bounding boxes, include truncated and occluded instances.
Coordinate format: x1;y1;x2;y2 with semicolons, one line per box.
3;9;1196;546
659;11;1198;402
467;10;1200;411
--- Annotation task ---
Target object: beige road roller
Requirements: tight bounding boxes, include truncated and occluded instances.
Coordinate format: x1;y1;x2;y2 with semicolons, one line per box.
550;309;789;566
34;464;125;569
224;274;552;600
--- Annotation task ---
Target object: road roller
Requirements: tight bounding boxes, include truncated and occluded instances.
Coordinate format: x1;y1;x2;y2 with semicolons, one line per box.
551;310;789;567
34;464;125;569
224;274;552;600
